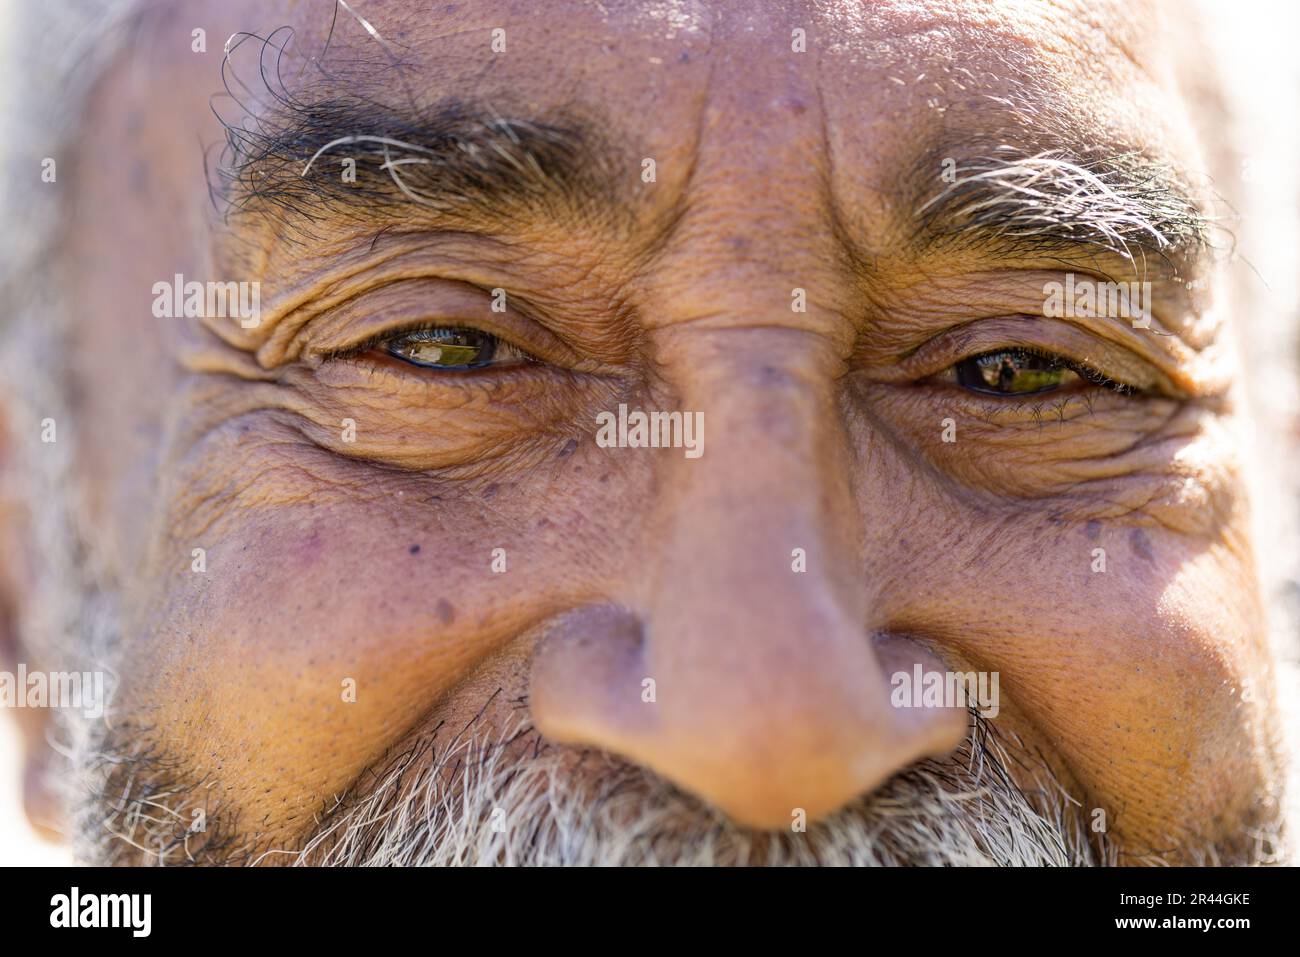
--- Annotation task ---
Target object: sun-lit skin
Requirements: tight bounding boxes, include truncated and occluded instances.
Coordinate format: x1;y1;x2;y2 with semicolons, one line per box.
4;0;1285;861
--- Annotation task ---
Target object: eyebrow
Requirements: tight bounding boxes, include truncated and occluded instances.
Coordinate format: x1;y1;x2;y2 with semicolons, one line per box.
215;97;627;240
219;89;1216;290
906;142;1216;281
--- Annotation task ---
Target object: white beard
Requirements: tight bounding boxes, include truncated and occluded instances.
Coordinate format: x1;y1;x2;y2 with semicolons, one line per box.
279;716;1103;867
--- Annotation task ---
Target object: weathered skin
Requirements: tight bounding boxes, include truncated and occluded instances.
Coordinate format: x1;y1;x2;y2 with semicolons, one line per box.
1;0;1282;862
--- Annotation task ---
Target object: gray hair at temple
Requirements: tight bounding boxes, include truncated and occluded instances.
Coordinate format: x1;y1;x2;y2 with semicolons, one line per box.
0;0;147;846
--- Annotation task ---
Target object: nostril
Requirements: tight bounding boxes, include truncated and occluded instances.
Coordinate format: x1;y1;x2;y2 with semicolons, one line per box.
529;604;649;743
872;631;979;757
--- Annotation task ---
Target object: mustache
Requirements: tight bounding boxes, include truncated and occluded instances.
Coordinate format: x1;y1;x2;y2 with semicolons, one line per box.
277;705;1108;867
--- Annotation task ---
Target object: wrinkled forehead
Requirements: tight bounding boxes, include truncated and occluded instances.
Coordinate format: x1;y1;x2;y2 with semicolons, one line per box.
273;0;1167;76
235;0;1187;159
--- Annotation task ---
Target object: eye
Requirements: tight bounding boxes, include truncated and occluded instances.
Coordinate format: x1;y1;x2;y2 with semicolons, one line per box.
955;349;1069;395
379;326;532;370
953;348;1134;397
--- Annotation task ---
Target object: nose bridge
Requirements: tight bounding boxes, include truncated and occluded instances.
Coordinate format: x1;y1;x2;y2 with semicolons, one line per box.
642;328;871;685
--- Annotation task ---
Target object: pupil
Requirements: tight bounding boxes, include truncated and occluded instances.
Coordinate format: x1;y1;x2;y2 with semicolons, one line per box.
387;328;496;368
957;350;1064;395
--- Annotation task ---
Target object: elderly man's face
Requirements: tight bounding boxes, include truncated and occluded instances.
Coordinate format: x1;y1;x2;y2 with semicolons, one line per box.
6;0;1285;864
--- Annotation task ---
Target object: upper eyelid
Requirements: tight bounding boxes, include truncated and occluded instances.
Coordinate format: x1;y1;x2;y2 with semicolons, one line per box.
295;279;583;368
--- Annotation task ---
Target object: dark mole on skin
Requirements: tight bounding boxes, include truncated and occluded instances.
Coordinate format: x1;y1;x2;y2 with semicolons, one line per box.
1085;520;1102;541
558;438;578;458
409;544;420;555
1129;528;1155;562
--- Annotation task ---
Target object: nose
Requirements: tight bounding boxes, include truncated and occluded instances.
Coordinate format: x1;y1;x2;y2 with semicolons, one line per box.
530;331;967;829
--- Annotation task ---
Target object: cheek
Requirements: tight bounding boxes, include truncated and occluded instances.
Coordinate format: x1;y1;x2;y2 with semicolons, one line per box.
1073;541;1268;839
947;518;1265;841
857;426;1266;837
122;437;637;834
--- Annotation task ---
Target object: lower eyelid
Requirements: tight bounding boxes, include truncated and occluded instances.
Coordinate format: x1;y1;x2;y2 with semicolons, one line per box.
892;382;1147;431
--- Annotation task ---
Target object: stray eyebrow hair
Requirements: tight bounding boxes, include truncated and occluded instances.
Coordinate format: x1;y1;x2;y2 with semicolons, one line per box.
215;95;626;241
908;143;1217;280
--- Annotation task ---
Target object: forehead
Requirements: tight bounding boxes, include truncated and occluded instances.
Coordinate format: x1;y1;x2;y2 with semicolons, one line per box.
198;0;1201;270
279;0;1164;75
243;0;1182;151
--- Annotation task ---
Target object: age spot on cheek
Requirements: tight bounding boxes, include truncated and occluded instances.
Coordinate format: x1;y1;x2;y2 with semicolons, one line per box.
436;598;457;625
1129;528;1155;562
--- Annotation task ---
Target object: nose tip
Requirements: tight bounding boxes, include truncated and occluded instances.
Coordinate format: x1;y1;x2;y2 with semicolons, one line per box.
529;605;968;830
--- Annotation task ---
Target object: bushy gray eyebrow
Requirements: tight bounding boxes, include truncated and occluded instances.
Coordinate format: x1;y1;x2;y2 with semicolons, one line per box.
908;143;1217;280
214;94;628;241
212;27;1216;286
